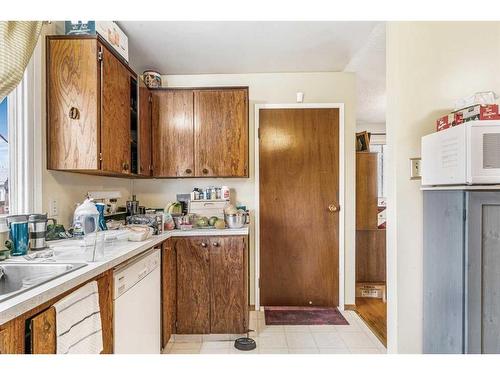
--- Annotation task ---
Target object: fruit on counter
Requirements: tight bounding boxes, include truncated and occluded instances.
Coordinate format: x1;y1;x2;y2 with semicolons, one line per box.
214;219;226;229
196;216;209;227
224;204;238;215
165;201;183;214
208;216;218;226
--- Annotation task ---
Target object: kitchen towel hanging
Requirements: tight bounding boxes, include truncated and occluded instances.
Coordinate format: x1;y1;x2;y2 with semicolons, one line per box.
53;281;103;354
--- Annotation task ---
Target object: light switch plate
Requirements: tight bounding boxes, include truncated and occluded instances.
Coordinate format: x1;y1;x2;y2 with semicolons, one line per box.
410;157;422;180
49;198;58;217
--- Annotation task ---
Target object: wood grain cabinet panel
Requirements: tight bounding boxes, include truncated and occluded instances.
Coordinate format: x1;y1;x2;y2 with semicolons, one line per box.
100;44;131;175
356;152;379;230
209;236;248;333
161;239;177;348
138;80;152;176
152;90;194;177
194;89;248;177
47;38;99;170
175;237;210;334
47;36;138;177
356;230;386;283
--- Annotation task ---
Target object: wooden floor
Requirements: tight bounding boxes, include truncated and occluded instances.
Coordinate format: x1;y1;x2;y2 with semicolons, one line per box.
355;297;387;347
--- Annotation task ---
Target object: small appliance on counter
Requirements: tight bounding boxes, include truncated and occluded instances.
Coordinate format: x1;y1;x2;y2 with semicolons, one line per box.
73;198;100;237
422;120;500;186
126;195;140;217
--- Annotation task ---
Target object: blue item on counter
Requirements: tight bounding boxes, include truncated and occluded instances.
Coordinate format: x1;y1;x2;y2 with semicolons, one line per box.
95;203;108;231
10;221;29;256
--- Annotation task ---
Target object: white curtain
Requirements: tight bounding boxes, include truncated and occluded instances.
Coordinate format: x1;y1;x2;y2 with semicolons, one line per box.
0;21;43;101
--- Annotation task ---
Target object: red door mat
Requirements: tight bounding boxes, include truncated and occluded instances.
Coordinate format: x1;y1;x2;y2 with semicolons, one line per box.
264;306;349;325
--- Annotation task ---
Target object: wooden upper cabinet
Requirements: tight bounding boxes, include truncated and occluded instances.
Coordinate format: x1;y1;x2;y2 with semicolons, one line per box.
46;36;137;177
139;80;152;176
152;90;194;177
100;44;131;175
194;89;249;177
47;38;99;170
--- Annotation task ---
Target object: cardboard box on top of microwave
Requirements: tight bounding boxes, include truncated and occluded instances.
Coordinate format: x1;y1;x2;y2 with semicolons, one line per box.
436;104;500;132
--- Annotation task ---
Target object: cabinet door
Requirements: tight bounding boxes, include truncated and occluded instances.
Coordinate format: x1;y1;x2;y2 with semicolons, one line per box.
29;271;114;354
467;192;500;354
101;44;131;174
194;89;248;177
47;38;99;170
423;191;465;354
209;236;248;334
175;237;210;334
138;80;152;176
162;239;177;348
152;90;194;177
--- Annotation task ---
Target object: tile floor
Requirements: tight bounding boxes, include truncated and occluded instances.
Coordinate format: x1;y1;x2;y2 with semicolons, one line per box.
163;309;386;354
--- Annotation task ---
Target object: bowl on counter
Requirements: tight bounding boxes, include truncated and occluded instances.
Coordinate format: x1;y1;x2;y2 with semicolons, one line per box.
224;213;246;229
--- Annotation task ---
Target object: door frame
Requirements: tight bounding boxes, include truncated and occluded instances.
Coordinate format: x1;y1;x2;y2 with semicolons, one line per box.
254;103;345;311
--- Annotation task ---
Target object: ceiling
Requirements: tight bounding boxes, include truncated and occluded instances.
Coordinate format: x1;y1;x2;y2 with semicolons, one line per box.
118;21;385;125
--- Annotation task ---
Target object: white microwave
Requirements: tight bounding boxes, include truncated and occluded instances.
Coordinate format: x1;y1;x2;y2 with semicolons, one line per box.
421;120;500;186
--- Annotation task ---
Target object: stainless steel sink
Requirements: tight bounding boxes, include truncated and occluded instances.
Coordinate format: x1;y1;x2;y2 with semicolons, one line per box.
0;262;87;303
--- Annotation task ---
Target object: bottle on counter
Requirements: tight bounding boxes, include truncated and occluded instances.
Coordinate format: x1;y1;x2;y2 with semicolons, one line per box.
221;186;230;200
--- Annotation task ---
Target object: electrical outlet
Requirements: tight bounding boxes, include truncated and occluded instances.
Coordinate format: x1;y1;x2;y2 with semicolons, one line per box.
410;158;422;180
49;198;58;217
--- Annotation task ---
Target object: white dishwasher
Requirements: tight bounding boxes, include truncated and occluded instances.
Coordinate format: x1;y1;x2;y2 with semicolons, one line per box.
113;247;161;354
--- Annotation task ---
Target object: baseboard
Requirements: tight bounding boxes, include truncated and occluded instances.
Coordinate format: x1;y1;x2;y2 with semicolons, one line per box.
344;304;357;311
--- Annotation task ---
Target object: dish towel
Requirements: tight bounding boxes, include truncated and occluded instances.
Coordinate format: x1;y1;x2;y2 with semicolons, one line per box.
53;281;103;354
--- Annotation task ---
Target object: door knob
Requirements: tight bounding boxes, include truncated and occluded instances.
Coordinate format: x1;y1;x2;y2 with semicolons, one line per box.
328;204;339;212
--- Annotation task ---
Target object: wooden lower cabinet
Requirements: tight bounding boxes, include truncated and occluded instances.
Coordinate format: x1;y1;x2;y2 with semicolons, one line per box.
172;236;248;335
161;239;177;348
209;236;248;333
0;270;114;354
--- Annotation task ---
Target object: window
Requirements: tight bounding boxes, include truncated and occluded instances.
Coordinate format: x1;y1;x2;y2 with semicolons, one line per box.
0;39;43;216
0;98;8;214
370;137;387;201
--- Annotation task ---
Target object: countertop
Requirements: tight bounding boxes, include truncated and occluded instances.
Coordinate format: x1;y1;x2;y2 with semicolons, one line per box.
0;227;249;325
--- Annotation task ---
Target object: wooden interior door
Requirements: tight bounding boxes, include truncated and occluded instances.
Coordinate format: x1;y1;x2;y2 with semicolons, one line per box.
209;236;248;334
100;44;131;174
175;237;210;334
47;38;99;170
138;80;152;176
194;89;248;177
152;90;194;177
259;108;340;307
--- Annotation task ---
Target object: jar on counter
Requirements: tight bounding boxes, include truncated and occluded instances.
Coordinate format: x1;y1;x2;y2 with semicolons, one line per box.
221;186;230;200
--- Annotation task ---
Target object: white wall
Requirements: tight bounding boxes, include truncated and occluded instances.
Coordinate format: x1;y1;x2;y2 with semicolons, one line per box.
386;21;500;353
133;72;357;306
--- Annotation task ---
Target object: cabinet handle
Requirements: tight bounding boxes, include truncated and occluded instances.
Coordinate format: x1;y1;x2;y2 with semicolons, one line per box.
68;107;80;119
201;242;207;248
185;168;192;174
212;242;220;247
202;168;209;174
